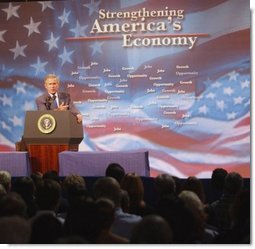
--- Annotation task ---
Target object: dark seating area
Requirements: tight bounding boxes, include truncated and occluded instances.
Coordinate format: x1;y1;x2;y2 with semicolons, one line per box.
75;176;250;208
0;169;249;244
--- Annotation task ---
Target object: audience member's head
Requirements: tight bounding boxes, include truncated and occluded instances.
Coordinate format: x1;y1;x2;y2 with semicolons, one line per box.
95;198;115;230
105;163;125;184
120;173;145;213
179;190;206;218
179;190;203;210
0;183;7;199
130;215;173;244
157;196;196;243
211;168;228;191
179;190;207;242
43;170;59;183
62;174;87;203
13;176;35;202
30;213;63;244
0;170;11;193
0;192;27;218
0;216;31;244
63;196;99;243
182;176;206;203
12;176;37;217
35;178;61;211
93;177;122;207
223;172;243;196
30;172;43;190
154;173;176;198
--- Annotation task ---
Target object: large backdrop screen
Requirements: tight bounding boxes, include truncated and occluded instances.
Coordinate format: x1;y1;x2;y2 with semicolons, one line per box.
0;0;250;178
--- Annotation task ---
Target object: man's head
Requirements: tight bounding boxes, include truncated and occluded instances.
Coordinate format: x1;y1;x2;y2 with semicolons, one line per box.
44;74;60;94
0;170;11;193
105;163;125;184
93;177;122;207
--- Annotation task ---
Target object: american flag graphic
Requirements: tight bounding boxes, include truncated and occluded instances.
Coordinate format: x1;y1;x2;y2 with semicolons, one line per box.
0;0;250;178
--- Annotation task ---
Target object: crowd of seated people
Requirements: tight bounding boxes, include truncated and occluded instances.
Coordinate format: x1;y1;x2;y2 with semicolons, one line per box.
0;166;250;244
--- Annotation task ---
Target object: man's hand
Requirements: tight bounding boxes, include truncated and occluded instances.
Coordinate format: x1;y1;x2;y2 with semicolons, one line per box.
57;102;69;111
76;114;83;123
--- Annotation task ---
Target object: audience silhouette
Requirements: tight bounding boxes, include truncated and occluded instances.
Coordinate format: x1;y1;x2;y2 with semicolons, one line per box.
30;213;63;244
0;168;250;244
63;196;99;243
210;168;228;202
154;173;177;200
120;172;154;216
0;192;27;218
130;214;173;243
93;176;142;240
105;163;125;184
0;216;30;244
95;198;129;243
12;176;37;217
206;171;244;232
0;170;12;193
182;176;206;204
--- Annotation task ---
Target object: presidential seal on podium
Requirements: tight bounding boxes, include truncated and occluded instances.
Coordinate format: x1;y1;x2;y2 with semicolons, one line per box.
37;114;56;134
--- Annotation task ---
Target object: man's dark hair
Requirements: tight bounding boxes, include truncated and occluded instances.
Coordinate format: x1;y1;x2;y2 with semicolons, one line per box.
105;163;125;183
211;168;228;190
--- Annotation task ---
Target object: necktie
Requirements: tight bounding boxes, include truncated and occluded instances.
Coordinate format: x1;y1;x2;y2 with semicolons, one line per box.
52;93;58;109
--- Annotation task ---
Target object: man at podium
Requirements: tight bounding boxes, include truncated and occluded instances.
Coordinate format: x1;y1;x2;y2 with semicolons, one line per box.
36;74;83;123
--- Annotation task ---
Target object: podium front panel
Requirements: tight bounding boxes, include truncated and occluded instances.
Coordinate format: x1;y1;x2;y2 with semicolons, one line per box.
23;111;83;144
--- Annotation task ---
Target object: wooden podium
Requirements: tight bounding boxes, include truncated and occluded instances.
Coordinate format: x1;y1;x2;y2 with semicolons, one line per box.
23;111;83;174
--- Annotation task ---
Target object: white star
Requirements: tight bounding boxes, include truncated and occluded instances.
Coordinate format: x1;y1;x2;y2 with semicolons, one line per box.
227;112;237;120
1;121;11;132
212;81;222;88
23;101;35;111
38;1;54;11
216;100;226;111
70;21;88;37
0;94;12;107
241;79;250;89
44;32;60;51
233;96;245;105
58;8;70;27
9;115;23;127
90;41;104;55
83;0;101;16
9;41;27;60
2;3;20;20
14;82;26;94
31;57;48;75
199;105;208;114
0;30;7;42
205;92;216;99
228;71;239;81
24;17;41;37
223;87;234;96
58;46;74;66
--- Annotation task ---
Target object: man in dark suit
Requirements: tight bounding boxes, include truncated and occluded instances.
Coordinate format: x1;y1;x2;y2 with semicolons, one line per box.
36;74;83;123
